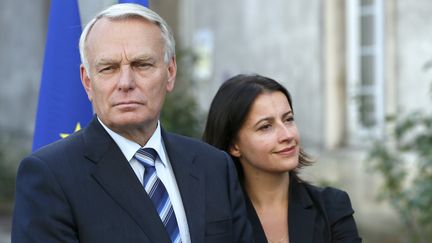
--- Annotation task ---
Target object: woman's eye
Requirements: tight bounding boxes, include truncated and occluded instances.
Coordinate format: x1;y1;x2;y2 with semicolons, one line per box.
285;116;294;123
258;124;271;131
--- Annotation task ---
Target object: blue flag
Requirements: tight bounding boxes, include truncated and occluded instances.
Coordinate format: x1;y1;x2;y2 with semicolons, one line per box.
32;0;92;151
119;0;149;6
33;0;150;151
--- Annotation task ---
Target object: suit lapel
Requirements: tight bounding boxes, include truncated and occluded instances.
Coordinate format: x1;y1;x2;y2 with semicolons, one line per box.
162;131;205;243
288;178;316;243
83;118;171;243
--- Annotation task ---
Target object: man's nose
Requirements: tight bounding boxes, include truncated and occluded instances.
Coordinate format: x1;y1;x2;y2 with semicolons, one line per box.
118;65;135;91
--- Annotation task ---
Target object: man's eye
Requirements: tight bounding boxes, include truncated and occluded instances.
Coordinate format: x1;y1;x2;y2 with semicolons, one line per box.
135;63;152;69
99;66;115;73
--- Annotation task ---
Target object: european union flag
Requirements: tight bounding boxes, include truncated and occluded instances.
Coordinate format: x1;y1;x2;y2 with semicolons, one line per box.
33;0;150;151
119;0;149;6
32;0;92;151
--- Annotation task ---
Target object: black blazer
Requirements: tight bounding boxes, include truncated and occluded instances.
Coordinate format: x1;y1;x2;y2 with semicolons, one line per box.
12;117;254;243
246;177;362;243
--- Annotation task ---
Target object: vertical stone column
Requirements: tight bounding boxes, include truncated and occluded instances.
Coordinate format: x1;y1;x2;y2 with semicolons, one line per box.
323;0;347;149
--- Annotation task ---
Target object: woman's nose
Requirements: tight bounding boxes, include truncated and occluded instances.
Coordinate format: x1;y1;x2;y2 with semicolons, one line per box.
277;123;295;143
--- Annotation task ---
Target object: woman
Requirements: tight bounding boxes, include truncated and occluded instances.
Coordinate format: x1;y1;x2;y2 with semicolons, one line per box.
203;74;361;243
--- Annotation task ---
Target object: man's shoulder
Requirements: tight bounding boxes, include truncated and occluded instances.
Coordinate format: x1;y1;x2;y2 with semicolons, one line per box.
164;131;222;154
31;129;85;161
16;129;88;184
163;131;232;168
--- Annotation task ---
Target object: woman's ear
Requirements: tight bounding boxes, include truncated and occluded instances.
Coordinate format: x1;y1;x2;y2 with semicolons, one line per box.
228;143;241;158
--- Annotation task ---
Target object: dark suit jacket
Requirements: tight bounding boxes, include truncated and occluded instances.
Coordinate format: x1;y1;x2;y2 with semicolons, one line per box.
246;177;362;243
12;117;254;243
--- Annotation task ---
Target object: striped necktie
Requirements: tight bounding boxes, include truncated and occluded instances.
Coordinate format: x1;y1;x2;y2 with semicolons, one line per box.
135;148;181;243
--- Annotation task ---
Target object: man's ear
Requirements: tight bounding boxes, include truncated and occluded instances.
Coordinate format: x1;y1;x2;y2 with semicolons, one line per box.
80;64;92;101
166;57;177;92
228;143;241;158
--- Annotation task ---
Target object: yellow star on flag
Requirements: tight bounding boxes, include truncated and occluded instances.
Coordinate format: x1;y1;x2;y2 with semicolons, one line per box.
60;123;82;139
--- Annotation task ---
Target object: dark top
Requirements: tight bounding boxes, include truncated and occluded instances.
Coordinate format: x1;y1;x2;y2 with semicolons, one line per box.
245;177;362;243
12;117;254;243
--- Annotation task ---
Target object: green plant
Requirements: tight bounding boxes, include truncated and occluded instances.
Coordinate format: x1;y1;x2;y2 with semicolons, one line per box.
368;111;432;243
0;159;15;203
160;48;204;138
0;141;18;213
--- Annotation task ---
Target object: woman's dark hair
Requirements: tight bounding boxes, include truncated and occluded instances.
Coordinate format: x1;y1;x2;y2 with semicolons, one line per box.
203;74;313;182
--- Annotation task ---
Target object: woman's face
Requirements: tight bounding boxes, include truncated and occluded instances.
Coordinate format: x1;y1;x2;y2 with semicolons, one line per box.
229;91;300;175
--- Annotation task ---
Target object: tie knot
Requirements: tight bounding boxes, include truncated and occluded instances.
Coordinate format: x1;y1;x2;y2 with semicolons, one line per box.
135;148;158;168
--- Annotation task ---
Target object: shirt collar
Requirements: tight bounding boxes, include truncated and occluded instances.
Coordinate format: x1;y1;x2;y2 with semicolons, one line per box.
97;117;167;166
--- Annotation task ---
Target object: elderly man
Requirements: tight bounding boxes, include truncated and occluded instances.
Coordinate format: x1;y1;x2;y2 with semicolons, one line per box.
12;3;253;243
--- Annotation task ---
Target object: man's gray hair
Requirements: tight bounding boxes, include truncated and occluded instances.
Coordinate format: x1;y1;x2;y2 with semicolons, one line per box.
79;3;175;72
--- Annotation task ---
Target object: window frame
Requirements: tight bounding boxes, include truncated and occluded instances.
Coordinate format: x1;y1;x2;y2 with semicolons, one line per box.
346;0;385;145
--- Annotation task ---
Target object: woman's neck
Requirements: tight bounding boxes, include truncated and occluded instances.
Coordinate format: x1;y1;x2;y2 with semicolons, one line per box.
244;171;291;243
243;171;290;209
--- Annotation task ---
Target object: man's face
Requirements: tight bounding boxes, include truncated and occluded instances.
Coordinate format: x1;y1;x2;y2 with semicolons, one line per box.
81;18;176;135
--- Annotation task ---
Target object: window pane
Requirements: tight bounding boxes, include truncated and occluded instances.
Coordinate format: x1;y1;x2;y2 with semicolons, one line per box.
361;0;374;6
358;94;376;127
360;15;374;46
361;55;375;85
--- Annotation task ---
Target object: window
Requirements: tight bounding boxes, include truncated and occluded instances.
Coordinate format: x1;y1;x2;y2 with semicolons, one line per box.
346;0;385;144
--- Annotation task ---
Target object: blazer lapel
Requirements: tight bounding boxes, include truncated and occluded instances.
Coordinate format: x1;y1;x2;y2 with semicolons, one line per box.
162;131;205;243
83;118;171;243
288;178;316;243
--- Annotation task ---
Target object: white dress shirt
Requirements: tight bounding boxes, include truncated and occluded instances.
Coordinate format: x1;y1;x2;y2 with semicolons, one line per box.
98;118;191;243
